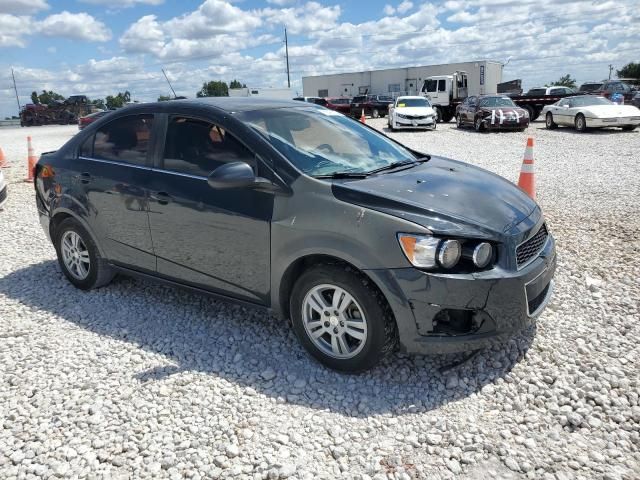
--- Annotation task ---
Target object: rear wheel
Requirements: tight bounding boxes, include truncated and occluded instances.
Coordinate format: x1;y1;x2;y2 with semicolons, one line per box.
545;112;557;129
290;264;397;372
54;218;114;290
372;108;380;119
575;113;587;132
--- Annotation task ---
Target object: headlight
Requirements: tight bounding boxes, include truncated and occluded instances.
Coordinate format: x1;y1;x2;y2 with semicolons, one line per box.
463;242;493;268
397;234;461;269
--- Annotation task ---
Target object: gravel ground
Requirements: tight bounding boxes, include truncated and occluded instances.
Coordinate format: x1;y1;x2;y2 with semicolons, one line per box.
0;122;639;480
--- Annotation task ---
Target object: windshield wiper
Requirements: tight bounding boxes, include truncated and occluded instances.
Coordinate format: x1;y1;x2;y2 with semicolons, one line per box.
366;156;430;174
315;171;370;179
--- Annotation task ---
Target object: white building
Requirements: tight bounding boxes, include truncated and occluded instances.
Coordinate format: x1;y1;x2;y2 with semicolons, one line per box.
302;60;503;98
228;87;293;100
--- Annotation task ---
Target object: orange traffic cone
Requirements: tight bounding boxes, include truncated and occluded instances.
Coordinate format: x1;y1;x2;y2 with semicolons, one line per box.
0;146;8;168
360;108;366;124
518;137;536;199
24;136;37;182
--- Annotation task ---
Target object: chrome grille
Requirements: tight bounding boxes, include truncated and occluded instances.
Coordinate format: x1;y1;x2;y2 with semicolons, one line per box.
516;224;548;268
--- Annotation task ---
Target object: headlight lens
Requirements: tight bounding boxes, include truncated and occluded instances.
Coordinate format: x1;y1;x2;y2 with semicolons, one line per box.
397;235;461;269
471;242;492;268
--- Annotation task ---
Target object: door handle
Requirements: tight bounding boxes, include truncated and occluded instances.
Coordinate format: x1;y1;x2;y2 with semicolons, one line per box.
151;191;172;205
77;172;92;184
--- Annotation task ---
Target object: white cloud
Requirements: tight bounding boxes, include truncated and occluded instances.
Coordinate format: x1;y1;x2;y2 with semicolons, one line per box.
383;5;395;15
397;1;413;14
164;0;261;38
120;15;165;55
263;2;341;34
0;0;48;14
0;14;32;46
80;0;163;6
266;0;296;5
38;11;111;41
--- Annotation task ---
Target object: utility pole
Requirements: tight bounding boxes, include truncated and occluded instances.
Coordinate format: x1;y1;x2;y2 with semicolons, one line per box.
11;68;21;112
608;64;614;80
284;27;290;88
161;68;178;98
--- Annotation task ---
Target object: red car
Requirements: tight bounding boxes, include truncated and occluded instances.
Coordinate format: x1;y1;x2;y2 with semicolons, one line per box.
323;97;352;114
78;110;110;130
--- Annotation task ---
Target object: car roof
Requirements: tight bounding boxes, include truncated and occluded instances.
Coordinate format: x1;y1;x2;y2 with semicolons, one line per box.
141;97;310;113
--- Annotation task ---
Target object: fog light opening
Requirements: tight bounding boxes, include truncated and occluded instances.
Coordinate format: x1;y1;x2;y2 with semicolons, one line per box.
432;309;474;335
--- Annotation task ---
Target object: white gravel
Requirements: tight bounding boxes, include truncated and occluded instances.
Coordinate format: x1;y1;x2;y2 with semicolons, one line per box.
0;122;639;479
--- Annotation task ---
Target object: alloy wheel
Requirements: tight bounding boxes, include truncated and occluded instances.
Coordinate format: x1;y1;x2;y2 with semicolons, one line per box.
301;284;368;359
61;231;90;280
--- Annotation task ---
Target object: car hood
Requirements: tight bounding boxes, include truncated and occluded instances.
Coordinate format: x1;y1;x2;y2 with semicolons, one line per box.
479;106;528;118
332;156;538;238
582;105;640;117
394;106;435;115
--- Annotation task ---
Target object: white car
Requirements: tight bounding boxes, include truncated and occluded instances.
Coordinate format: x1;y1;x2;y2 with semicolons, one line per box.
0;170;7;210
388;96;436;131
542;95;640;132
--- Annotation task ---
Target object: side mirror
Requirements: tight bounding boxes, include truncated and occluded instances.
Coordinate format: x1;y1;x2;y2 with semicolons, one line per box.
207;162;256;189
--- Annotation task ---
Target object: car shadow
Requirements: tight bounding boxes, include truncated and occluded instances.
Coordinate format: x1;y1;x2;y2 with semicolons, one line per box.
0;260;536;416
534;125;637;135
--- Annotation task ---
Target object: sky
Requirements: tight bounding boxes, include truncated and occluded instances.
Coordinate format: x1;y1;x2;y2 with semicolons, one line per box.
0;0;638;118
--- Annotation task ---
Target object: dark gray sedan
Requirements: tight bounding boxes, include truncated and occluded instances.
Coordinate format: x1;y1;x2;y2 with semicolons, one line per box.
34;98;555;372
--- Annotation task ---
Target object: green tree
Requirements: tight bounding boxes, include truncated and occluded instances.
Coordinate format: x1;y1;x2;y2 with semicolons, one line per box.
37;90;65;105
616;62;640;81
158;95;172;101
31;91;39;104
91;98;106;110
105;91;132;109
196;80;228;97
229;79;246;89
545;74;577;89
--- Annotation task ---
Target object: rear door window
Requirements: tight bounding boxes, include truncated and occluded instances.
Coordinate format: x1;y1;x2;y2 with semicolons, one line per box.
92;114;154;166
162;116;255;177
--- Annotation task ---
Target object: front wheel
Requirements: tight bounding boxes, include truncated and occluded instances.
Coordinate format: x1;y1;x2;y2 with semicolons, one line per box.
474;116;485;132
455;114;463;128
545;112;557;129
372;109;380;119
434;106;442;123
290;264;397;373
54;218;114;290
621;125;637;131
575;113;587;132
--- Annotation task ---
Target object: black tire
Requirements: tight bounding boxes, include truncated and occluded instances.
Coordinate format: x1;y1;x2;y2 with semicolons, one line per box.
442;112;454;123
54;218;114;290
372;108;380;119
290;264;397;373
575;113;587;132
525;105;536;121
474;116;485;132
545;112;557;129
621;125;636;131
434;106;442;123
455;114;463;129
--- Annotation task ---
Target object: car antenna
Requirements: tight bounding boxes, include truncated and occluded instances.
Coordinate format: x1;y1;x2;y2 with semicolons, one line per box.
161;68;178;99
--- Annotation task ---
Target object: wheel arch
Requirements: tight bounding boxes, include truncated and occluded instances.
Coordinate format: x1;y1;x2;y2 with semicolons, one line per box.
50;208;106;257
276;254;399;327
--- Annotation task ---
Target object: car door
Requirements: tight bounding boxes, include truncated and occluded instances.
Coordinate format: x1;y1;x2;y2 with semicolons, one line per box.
555;98;573;125
76;113;156;272
146;113;273;304
464;96;477;122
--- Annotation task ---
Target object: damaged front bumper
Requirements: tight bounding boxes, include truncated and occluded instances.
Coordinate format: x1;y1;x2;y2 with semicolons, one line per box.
366;233;556;354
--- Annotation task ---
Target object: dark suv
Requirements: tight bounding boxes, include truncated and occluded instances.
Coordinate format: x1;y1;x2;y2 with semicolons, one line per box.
34;98;555;372
350;94;393;118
